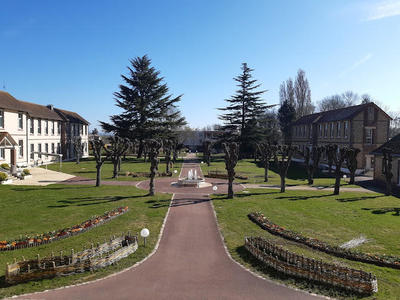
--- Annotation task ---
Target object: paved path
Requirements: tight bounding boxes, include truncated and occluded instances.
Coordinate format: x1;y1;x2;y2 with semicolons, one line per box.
11;167;75;186
14;156;321;300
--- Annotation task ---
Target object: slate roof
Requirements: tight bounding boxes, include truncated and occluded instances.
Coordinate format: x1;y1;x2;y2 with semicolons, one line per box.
0;91;87;123
292;102;391;126
371;134;400;156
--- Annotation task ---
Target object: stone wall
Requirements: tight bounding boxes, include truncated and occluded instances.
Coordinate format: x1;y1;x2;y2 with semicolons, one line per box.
245;237;378;295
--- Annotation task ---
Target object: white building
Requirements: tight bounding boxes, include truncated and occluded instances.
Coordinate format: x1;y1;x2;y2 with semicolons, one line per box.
0;91;89;174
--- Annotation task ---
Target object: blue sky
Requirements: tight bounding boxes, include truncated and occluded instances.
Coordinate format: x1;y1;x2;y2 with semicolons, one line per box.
1;0;399;129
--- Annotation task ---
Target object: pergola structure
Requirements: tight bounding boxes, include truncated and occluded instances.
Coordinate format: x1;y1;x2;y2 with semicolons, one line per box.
0;132;18;175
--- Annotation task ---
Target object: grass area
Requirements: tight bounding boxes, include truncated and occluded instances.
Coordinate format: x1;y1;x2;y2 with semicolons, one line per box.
0;184;170;299
44;156;183;182
200;156;359;188
212;189;400;299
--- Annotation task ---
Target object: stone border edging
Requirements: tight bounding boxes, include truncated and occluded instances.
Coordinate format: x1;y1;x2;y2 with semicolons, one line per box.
8;195;174;300
245;236;378;295
248;212;400;269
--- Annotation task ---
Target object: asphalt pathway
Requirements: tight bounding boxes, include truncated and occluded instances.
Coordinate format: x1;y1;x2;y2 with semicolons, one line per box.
15;156;321;300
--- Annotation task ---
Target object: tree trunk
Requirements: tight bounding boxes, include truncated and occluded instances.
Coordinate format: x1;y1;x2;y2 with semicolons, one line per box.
112;160;118;179
137;141;144;158
76;154;80;164
308;166;314;185
280;174;286;193
149;175;155;196
386;176;392;196
118;157;121;172
166;158;170;174
96;165;102;187
227;176;234;199
264;162;269;182
334;170;341;195
349;171;355;185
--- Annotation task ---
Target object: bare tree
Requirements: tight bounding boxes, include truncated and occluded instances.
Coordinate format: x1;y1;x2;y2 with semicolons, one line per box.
294;69;314;117
90;136;111;187
382;148;393;196
274;145;297;192
326;145;347;195
345;147;360;184
341;91;359;106
203;140;212;166
257;142;277;182
147;139;162;196
279;78;295;106
72;136;83;164
223;142;239;199
108;136;131;179
163;139;173;174
302;146;324;185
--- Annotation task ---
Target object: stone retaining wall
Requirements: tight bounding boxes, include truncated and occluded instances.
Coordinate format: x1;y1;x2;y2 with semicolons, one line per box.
5;234;138;284
245;237;378;295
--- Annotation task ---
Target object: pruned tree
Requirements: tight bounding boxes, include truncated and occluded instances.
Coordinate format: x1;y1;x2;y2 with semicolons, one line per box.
223;142;239;199
345;147;360;184
107;136;131;179
326;145;347;195
274;145;297;192
302;146;324;185
147;139;162;196
203;140;212;166
257;142;277;182
72;136;83;164
90;136;111;187
382;148;393;196
163;139;173;174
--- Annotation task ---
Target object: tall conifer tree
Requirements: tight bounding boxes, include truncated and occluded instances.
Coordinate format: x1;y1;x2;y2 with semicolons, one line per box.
218;63;267;157
101;55;186;157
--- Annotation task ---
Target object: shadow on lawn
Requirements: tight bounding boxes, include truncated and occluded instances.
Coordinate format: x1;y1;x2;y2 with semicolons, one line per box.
235;245;361;299
275;194;329;201
362;207;400;216
337;195;385;203
10;186;93;192
48;195;143;208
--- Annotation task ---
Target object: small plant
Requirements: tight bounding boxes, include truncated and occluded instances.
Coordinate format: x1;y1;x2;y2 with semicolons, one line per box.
0;172;8;182
1;163;10;170
23;169;31;176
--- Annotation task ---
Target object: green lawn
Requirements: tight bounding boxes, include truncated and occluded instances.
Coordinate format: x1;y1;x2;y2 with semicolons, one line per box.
201;156;358;188
212;189;400;299
44;156;183;182
0;184;170;299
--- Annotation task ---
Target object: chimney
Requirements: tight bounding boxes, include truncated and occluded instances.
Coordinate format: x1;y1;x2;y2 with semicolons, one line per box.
47;104;54;111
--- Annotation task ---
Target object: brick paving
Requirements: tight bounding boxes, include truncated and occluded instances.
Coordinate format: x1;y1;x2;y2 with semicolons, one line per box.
14;155;321;300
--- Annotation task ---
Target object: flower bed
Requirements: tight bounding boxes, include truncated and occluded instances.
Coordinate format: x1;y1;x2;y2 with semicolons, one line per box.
248;212;400;269
0;206;129;251
245;236;377;295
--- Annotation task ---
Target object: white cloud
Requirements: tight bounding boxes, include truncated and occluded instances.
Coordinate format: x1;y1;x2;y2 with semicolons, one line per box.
366;0;400;21
339;53;373;77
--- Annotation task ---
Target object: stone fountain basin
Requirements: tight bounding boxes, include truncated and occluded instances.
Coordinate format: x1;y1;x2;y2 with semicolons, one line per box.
177;177;205;187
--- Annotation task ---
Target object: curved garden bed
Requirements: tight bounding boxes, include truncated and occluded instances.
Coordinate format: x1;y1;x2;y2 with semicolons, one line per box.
248;212;400;269
0;206;129;251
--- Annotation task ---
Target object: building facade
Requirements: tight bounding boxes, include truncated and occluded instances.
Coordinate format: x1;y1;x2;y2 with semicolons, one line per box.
0;91;89;173
291;102;391;170
371;133;400;189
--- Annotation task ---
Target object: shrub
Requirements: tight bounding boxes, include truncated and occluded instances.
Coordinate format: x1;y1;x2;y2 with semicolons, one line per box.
23;169;31;175
0;172;8;182
1;163;10;170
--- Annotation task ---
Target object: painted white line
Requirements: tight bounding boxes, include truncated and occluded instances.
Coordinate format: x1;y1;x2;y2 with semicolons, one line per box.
8;194;174;300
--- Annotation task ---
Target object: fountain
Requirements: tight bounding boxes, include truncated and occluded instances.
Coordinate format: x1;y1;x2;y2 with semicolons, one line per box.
175;168;209;188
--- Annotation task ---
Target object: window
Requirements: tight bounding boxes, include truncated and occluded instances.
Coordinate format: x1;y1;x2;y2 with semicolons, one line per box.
0;148;5;159
18;113;23;129
38;119;42;134
330;123;334;138
38;144;42;158
30;144;34;160
58;122;61;135
337;122;341;137
324;124;328;137
45;143;49;158
344;121;348;138
0;110;4;128
365;128;374;144
18;140;23;157
309;125;312;138
57;143;61;154
52;121;55;135
85;125;87;135
80;124;83;135
51;143;55;154
30;118;34;134
45;120;49;135
319;124;322;136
